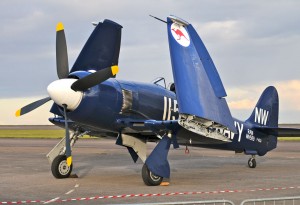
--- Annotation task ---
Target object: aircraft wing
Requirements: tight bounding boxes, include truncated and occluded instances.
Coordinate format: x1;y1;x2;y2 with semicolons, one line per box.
144;120;179;133
167;16;236;134
116;119;179;135
255;126;300;137
70;20;122;73
49;117;118;138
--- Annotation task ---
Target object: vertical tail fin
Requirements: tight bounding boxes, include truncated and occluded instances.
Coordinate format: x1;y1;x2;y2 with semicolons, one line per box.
246;86;279;127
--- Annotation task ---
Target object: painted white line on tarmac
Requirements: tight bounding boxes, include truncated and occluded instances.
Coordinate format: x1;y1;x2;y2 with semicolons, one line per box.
43;197;60;204
65;189;74;195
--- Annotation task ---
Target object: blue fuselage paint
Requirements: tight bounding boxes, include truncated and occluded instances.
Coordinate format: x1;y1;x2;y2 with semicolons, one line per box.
177;118;277;156
54;78;276;156
66;78;177;132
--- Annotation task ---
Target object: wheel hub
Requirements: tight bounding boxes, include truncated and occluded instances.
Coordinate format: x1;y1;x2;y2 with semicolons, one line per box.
58;160;70;175
150;171;161;182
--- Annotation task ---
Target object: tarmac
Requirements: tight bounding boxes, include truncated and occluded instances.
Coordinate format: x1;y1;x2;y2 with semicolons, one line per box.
1;138;300;204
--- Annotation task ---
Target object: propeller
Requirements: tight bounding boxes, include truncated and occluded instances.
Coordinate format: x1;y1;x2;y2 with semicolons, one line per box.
16;20;122;167
16;20;121;116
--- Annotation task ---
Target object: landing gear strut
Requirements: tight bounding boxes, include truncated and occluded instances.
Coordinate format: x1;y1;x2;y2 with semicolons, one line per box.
47;130;89;178
142;164;163;186
248;155;256;168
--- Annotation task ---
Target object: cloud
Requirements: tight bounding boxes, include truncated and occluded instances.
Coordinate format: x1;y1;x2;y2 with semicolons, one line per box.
196;20;242;41
227;80;300;111
227;80;300;123
1;1;300;124
228;99;256;110
275;80;300;111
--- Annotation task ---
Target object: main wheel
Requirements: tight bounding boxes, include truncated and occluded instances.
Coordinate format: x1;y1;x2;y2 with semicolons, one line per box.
51;155;73;178
142;164;163;186
248;158;256;168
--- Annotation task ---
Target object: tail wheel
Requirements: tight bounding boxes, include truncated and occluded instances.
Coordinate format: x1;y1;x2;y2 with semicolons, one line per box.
248;158;256;168
142;164;163;186
51;155;73;178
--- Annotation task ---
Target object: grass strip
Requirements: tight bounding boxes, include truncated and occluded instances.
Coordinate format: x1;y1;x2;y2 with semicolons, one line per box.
278;137;300;141
0;130;92;139
1;130;299;140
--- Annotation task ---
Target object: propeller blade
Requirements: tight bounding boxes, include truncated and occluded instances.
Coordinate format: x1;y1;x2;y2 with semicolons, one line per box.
15;97;51;117
56;22;69;79
62;104;72;167
70;65;119;92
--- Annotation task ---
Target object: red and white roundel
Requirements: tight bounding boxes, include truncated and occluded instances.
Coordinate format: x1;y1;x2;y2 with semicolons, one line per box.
171;23;190;47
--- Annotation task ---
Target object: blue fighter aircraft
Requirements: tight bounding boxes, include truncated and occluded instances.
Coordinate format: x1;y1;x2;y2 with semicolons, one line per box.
16;15;300;186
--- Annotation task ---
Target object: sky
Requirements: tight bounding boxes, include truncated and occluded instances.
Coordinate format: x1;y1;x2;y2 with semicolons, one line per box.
1;0;300;125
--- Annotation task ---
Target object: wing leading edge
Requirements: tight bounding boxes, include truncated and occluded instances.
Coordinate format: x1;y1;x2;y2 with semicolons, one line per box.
167;16;236;135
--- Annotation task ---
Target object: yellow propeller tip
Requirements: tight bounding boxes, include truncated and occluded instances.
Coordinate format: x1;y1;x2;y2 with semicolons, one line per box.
67;156;72;167
56;22;64;31
111;65;119;76
15;109;21;117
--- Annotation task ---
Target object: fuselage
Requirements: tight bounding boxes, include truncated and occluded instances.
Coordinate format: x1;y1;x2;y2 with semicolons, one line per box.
51;77;277;157
65;78;178;131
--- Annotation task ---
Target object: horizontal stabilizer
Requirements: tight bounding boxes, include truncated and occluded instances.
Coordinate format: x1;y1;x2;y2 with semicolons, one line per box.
167;15;235;133
255;126;300;137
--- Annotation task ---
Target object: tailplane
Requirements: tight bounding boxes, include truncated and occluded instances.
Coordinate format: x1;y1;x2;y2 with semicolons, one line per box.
246;86;279;127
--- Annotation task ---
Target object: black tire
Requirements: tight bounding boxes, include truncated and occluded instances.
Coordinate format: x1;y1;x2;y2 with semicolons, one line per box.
142;164;163;186
51;155;73;178
248;158;256;168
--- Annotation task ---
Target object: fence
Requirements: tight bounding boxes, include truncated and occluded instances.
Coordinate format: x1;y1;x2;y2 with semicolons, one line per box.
125;196;300;205
241;196;300;205
125;201;235;205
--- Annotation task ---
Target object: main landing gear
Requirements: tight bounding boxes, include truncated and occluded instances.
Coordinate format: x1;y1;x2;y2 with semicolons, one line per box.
248;155;256;168
142;164;163;186
141;135;172;186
